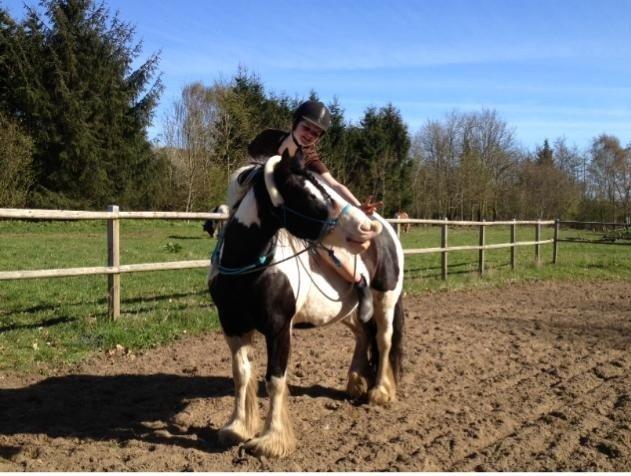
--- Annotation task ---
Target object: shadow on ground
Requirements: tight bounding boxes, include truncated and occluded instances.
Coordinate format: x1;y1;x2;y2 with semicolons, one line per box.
0;373;348;453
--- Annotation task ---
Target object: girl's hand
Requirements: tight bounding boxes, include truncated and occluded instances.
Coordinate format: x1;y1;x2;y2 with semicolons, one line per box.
360;196;383;215
302;143;319;162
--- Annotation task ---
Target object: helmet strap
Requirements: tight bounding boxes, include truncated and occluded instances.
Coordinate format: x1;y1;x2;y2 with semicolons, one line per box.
290;131;302;149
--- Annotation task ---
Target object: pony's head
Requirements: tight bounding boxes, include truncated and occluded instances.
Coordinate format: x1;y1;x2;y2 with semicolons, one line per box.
264;150;381;253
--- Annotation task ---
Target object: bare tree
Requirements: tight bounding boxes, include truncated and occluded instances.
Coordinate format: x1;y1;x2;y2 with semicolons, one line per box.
589;135;618;222
410;110;519;220
163;83;220;211
588;135;631;222
467;110;517;219
553;137;584;185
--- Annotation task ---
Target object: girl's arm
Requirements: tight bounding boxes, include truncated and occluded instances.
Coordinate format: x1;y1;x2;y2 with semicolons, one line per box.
319;172;362;207
320;172;383;215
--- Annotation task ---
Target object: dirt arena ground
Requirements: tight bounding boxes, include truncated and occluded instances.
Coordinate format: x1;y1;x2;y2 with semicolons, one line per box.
0;280;629;471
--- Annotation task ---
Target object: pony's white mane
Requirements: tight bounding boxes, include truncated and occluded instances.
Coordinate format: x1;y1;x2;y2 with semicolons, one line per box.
230;155;353;218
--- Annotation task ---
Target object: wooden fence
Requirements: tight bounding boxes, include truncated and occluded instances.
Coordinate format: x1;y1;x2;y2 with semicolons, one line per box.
557;220;631;246
390;218;557;279
1;207;557;319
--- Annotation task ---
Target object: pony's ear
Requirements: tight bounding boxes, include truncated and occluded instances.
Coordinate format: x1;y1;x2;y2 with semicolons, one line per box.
275;148;293;179
291;148;304;172
279;147;304;172
279;148;293;167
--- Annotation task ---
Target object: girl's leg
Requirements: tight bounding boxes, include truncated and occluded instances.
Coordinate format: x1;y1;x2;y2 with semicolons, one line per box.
315;246;373;323
314;246;362;283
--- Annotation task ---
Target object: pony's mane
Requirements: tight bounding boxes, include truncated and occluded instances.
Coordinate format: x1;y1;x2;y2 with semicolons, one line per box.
299;169;333;205
225;159;331;255
230;158;334;214
227;164;262;211
288;149;334;204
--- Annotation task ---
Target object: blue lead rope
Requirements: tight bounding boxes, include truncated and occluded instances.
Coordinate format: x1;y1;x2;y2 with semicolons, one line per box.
211;232;275;276
211;203;351;276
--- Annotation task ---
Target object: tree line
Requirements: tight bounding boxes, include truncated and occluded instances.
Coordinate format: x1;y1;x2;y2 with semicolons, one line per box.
1;0;630;223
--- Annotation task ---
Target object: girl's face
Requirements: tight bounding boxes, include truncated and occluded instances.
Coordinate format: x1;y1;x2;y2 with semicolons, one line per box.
294;120;324;147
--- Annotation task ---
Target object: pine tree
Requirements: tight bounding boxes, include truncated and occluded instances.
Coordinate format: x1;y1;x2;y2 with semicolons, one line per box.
318;97;350;182
0;0;163;209
351;105;411;215
536;139;554;166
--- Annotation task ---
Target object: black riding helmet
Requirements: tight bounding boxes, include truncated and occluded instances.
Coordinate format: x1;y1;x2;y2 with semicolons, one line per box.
292;100;332;132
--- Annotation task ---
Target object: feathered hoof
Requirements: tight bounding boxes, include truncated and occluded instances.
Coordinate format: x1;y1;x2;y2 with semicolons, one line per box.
368;385;395;406
347;371;370;399
243;430;296;458
218;420;258;446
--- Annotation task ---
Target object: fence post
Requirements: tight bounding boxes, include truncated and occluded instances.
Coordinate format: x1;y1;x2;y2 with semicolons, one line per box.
396;221;401;237
441;217;448;280
553;218;560;264
511;219;517;270
107;205;121;320
535;221;541;266
479;219;486;275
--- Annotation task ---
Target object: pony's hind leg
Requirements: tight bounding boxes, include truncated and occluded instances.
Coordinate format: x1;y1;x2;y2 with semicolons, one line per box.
218;331;260;445
368;291;401;405
343;318;374;400
244;320;296;458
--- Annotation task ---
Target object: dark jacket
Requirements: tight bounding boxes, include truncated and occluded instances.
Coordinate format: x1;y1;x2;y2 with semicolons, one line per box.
247;129;329;174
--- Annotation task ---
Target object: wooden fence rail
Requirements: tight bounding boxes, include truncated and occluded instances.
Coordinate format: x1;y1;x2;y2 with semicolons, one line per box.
391;218;556;280
555;220;631;247
558;220;630;228
1;207;557;319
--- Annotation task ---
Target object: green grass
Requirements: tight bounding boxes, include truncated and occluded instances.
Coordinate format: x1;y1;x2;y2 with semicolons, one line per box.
0;219;217;372
1;219;629;372
400;224;631;293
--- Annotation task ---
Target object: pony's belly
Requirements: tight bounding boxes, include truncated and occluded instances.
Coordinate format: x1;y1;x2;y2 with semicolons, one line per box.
294;296;354;326
275;240;360;327
293;265;357;327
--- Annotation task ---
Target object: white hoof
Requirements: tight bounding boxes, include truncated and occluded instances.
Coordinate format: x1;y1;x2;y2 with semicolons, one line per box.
368;385;395;406
218;419;259;446
243;430;296;458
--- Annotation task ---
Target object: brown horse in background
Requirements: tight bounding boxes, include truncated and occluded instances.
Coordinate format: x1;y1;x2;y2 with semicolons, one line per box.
394;210;411;233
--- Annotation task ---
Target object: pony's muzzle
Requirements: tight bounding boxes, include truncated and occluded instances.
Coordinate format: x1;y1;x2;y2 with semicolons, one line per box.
360;219;382;235
352;218;382;242
344;219;382;253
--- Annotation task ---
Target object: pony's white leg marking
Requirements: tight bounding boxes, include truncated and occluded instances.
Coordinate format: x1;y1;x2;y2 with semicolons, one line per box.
244;375;296;458
343;319;373;399
218;332;260;445
369;290;397;405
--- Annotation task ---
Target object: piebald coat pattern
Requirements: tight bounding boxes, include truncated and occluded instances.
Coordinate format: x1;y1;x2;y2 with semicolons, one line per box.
208;151;405;458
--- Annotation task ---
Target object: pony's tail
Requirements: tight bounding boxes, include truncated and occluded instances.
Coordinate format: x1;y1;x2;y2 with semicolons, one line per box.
367;294;405;383
390;295;405;382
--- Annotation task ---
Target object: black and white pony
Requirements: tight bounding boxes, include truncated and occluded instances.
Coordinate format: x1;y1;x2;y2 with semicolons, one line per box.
203;204;229;238
208;150;405;458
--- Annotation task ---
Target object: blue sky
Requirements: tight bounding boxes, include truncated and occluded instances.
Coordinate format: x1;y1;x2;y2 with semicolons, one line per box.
4;0;631;150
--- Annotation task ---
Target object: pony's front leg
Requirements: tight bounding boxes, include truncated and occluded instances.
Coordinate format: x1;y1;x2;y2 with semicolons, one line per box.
244;321;295;458
218;331;261;445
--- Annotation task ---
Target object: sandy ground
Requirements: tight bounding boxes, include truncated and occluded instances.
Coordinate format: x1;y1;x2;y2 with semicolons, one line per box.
0;280;629;471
